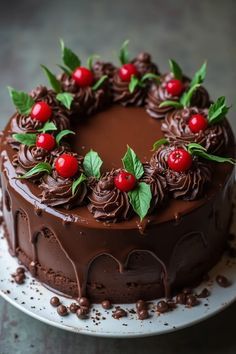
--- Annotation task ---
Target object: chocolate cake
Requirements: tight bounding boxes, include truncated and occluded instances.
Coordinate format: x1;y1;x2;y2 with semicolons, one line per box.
0;41;235;304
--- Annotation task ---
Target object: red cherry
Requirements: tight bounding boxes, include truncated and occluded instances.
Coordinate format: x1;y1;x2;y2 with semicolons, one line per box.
55;154;78;178
36;134;55;151
118;63;138;82
166;79;184;96
188;114;208;133
72;67;94;87
114;171;136;192
167;148;192;172
31;101;52;122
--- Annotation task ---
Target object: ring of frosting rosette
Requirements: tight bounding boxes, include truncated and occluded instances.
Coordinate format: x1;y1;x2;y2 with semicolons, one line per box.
7;40;235;222
161;97;231;153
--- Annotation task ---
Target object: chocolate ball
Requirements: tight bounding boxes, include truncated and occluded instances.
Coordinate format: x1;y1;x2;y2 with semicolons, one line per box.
14;273;25;284
136;299;147;311
16;267;25;275
76;307;89;319
57;305;68;316
156;300;169;313
50;296;61;307
78;297;90;308
216;275;231;287
186;295;198;307
69;302;79;313
176;293;186;305
101;300;112;310
138;309;149;320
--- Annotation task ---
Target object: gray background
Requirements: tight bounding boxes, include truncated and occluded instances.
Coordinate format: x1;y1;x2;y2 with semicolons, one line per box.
0;0;236;353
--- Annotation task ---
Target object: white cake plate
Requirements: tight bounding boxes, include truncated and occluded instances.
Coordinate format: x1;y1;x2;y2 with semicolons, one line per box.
0;219;236;338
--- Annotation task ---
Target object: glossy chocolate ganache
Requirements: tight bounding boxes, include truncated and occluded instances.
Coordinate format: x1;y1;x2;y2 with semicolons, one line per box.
0;41;235;304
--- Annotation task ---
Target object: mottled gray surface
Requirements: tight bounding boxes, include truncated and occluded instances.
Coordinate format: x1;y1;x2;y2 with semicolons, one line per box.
0;0;236;353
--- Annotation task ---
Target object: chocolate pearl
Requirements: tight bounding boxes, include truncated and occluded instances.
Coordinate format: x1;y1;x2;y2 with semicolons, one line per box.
156;300;169;313
186;295;198;307
16;267;25;275
14;273;25;284
69;303;79;313
136;299;147;311
176;293;186;305
197;288;210;298
78;297;90;308
101;300;112;310
76;307;89;319
50;296;61;307
216;275;231;287
112;308;127;319
57;305;68;316
137;309;149;320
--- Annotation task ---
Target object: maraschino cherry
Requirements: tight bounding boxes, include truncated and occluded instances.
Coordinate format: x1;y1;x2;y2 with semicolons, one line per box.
114;171;136;192
72;67;94;87
188;114;208;133
31;101;52;122
55;154;78;178
36;134;55;151
167;148;192;172
118;63;138;82
166;79;184;96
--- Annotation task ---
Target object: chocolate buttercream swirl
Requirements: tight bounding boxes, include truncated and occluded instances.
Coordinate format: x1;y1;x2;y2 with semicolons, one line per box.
161;107;229;153
146;73;210;119
113;72;145;107
40;171;87;209
140;163;168;213
131;52;159;76
92;61;117;82
150;144;212;200
88;171;133;223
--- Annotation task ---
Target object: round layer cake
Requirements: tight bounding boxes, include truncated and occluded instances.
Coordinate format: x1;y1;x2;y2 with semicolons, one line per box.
0;42;235;303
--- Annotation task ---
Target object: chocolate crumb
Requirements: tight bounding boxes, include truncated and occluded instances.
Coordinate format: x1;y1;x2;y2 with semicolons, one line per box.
156;300;169;313
50;296;60;307
101;300;112;310
197;288;210;298
216;275;231;287
57;305;68;316
112;308;127;319
69;303;79;313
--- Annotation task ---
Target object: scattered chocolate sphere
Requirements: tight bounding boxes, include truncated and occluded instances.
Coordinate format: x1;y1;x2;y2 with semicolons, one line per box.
101;300;112;310
112;308;127;319
14;273;25;285
78;297;90;308
216;275;231;287
137;309;149;320
57;304;68;316
136;299;147;311
50;296;60;307
69;303;79;313
186;295;198;307
76;307;89;319
197;288;210;298
156;300;169;313
176;293;186;305
16;267;25;275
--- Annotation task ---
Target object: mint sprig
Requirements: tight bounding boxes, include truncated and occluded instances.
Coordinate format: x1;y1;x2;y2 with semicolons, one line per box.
187;143;236;165
87;54;100;71
128;182;152;221
169;59;182;80
41;65;61;93
92;75;108;91
208;97;230;125
180;84;200;107
122;146;144;179
56;130;75;145
129;75;140;93
129;73;160;93
60;39;81;72
56;92;74;109
19;162;52;179
38;121;57;133
190;61;207;87
72;173;87;195
83;150;103;179
119;40;130;65
152;138;169;151
159;100;183;109
8;87;34;115
12;133;36;146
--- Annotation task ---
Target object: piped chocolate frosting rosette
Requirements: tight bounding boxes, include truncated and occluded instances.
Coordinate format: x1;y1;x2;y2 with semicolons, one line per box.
150;139;235;200
161;97;231;153
113;41;160;106
146;60;210;119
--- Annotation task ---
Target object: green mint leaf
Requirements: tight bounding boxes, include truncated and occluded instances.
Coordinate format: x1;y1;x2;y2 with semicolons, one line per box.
12;133;36;146
190;61;207;87
8;87;34;115
38;121;57;133
128;182;152;220
41;65;61;93
129;75;140;93
19;162;52;179
122;146;144;179
208;96;230;125
56;92;74;109
60;39;81;72
159;100;183;109
83;150;103;179
187;143;236;165
57;64;72;76
72;173;87;195
56;129;75;145
152;138;169;151
140;73;160;83
180;84;200;107
92;75;108;91
169;59;182;80
87;54;100;71
119;39;130;65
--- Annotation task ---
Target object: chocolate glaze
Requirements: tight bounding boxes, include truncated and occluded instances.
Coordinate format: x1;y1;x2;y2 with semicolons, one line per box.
0;106;235;303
